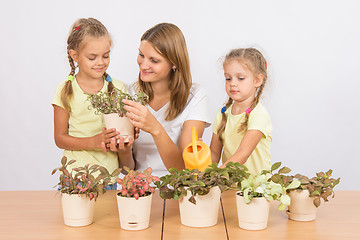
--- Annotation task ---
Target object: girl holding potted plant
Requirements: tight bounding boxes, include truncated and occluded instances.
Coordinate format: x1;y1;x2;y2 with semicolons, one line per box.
104;23;211;177
52;18;127;188
210;48;272;176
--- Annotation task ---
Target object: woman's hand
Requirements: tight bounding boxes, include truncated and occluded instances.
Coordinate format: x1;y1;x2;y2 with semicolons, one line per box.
122;99;161;136
101;127;137;153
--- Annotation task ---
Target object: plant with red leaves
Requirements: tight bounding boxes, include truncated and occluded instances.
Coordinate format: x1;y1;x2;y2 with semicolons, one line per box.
116;166;160;200
52;156;121;201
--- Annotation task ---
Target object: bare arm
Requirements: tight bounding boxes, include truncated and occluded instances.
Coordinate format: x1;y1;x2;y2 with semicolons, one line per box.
123;99;206;170
209;133;223;164
53;105;109;151
221;129;263;167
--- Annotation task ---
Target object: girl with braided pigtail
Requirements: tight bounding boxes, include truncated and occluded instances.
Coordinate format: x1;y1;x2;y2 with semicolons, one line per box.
210;48;272;176
52;18;128;189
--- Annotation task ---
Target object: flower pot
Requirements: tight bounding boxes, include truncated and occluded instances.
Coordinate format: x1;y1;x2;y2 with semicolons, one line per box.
178;186;221;227
287;189;317;221
103;113;134;143
236;191;270;230
116;193;153;230
61;193;95;227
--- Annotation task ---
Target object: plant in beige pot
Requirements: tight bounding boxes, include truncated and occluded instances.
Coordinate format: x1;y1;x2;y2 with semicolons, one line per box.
232;162;300;230
51;156;121;227
115;167;160;230
156;163;234;227
87;87;148;142
285;170;340;221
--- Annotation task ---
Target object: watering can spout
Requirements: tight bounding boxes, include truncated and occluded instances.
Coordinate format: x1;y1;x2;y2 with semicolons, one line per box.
182;127;212;171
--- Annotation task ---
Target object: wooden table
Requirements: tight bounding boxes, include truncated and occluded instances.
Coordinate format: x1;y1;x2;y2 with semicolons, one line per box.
0;190;359;240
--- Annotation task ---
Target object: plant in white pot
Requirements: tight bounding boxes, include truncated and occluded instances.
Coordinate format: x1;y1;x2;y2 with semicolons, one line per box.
51;156;121;227
115;166;160;230
283;170;340;221
231;162;300;230
87;87;148;142
156;163;234;227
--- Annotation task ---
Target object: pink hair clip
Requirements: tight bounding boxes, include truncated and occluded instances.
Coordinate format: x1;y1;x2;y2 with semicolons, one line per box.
265;62;267;69
75;25;81;31
245;108;252;114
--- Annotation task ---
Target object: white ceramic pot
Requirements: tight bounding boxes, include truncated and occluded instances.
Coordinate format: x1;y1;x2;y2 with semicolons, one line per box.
103;113;134;143
116;193;153;230
61;193;95;227
178;186;221;227
236;192;270;230
287;189;317;221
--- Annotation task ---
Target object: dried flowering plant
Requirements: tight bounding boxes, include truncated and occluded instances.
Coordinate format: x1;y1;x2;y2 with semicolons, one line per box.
116;166;160;200
51;156;122;201
87;87;148;116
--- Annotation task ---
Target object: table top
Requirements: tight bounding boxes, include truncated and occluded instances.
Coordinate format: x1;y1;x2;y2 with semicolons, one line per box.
1;190;359;240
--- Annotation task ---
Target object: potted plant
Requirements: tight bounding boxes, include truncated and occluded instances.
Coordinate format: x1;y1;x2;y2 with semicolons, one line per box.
285;170;340;221
115;166;160;230
87;87;148;142
156;163;235;227
51;156;121;227
232;162;301;230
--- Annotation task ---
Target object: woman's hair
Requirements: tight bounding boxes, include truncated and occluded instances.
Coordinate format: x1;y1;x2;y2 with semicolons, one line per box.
61;18;114;111
136;23;192;121
216;48;268;143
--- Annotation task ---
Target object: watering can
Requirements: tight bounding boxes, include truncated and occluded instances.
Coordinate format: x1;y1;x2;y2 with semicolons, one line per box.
182;127;212;171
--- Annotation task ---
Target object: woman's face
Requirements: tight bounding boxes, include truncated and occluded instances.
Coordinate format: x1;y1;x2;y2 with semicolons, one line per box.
137;40;173;84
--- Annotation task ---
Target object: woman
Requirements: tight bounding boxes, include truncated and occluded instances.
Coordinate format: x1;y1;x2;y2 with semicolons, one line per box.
105;23;211;177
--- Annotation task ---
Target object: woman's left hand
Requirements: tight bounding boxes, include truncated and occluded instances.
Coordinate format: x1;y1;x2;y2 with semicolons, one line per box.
123;99;161;135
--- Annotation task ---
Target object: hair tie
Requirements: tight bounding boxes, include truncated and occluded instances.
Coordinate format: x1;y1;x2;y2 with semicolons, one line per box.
75;25;81;31
221;106;226;113
105;75;112;82
245;108;252;114
67;75;74;82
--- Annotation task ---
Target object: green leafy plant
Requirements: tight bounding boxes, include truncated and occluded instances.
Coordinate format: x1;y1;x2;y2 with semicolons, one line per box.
156;163;237;204
235;162;301;210
87;87;148;116
51;156;121;201
116;167;160;200
292;170;340;207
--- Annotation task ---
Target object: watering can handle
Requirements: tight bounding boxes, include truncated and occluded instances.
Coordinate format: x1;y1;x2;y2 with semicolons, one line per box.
191;127;199;169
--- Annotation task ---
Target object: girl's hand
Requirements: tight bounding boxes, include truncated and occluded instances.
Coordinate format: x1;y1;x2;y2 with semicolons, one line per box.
123;99;161;135
108;136;134;154
98;127;119;152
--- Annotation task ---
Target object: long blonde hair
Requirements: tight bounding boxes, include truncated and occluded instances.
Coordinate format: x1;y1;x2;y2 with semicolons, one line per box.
217;48;268;143
136;23;192;121
61;18;114;111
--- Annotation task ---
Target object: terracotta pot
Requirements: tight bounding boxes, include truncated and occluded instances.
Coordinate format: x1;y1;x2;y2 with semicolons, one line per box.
61;193;95;227
116;193;153;230
236;192;270;230
178;186;221;227
287;189;317;221
103;113;134;143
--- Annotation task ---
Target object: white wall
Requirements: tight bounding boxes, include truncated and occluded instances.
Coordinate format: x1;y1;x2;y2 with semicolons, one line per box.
0;0;359;190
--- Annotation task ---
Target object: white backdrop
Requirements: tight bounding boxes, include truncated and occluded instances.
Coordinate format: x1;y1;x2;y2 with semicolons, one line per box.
0;0;359;190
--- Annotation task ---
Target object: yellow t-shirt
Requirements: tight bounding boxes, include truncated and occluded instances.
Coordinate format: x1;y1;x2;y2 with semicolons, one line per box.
52;77;127;181
213;103;272;175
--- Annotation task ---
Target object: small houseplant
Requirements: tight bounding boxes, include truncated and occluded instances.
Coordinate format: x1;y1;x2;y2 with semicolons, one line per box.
156;163;236;227
284;169;340;221
87;87;148;142
232;162;300;230
115;166;160;230
51;156;121;227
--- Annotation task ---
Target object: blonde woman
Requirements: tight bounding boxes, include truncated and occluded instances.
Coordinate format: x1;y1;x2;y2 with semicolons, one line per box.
105;23;211;176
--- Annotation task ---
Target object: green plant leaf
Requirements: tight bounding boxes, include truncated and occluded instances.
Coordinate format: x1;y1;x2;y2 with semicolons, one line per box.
271;162;281;171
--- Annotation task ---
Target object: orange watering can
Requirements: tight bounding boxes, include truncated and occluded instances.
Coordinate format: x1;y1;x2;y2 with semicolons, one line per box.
182;127;212;172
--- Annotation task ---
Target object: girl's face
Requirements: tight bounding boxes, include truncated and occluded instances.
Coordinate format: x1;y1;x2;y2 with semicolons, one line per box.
70;36;111;80
137;40;173;84
223;60;263;105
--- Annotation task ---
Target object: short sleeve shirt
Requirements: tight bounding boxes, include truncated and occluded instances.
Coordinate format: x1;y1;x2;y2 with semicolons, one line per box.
52;77;127;179
133;84;212;177
213;103;272;175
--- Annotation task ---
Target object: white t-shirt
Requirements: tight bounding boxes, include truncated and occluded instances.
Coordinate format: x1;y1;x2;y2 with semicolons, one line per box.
133;84;211;177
